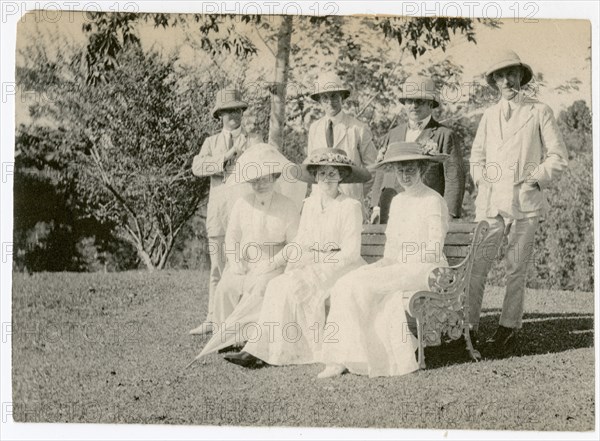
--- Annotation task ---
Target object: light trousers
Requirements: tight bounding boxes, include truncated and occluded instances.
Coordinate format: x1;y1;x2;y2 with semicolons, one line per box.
206;235;226;322
468;215;539;330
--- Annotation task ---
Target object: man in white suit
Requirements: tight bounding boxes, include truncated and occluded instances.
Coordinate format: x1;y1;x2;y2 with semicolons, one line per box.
307;71;378;211
189;88;251;335
469;50;568;352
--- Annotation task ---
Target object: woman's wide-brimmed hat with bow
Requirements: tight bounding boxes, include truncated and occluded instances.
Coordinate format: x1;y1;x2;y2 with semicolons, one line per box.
227;142;302;185
398;76;441;108
298;148;371;184
212;87;248;118
371;142;449;169
485;49;533;88
309;71;352;101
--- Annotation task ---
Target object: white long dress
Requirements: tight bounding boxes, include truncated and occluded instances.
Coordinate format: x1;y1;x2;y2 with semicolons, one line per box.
320;181;449;377
243;192;365;365
198;191;299;357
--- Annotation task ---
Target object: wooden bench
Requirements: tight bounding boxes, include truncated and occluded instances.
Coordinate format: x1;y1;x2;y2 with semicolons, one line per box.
361;220;489;369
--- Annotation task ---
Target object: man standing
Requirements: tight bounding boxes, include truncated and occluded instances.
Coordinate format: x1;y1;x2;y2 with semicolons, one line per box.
189;88;250;335
371;75;465;223
307;71;378;211
468;50;568;352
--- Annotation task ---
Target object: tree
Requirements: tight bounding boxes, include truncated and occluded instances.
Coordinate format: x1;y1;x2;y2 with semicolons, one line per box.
17;38;213;270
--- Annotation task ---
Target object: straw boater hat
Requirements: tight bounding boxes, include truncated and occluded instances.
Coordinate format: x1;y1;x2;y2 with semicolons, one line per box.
398;76;441;108
309;71;352;101
371;142;448;169
227;142;301;185
298;148;371;184
212;88;248;119
484;49;533;89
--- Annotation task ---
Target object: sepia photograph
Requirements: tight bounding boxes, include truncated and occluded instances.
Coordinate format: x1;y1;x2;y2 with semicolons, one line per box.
1;1;598;439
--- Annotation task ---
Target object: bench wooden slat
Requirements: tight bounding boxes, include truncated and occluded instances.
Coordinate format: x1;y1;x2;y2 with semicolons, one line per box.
363;233;473;245
361;246;470;259
361;244;385;256
361;222;478;235
447;257;464;266
446;222;478;233
444;233;474;245
361;235;387;245
363;256;380;264
362;224;387;234
443;246;470;258
364;257;468;268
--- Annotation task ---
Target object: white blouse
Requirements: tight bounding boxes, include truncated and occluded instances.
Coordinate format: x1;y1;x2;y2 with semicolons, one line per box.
384;181;449;266
225;192;299;266
292;192;363;270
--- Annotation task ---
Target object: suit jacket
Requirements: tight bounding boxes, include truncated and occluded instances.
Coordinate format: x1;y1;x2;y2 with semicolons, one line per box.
372;118;466;218
192;129;249;236
470;96;568;219
307;111;378;203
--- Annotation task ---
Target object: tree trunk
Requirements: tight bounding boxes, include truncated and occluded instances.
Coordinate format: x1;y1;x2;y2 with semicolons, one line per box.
267;15;292;150
137;248;156;271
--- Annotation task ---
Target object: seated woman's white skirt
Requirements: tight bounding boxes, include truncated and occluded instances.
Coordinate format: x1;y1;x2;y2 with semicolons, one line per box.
198;266;285;357
319;262;439;378
213;266;284;325
243;260;362;366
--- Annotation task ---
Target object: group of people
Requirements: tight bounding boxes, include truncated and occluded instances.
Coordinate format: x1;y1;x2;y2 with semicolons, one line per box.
188;49;568;378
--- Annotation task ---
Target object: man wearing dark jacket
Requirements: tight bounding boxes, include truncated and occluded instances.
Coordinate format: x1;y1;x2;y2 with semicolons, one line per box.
371;75;465;223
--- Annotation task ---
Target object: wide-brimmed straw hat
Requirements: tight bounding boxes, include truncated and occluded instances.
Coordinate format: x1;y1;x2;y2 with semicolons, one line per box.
212;88;248;119
309;71;351;101
227;143;302;185
371;142;448;169
484;49;533;88
398;76;440;108
298;148;371;184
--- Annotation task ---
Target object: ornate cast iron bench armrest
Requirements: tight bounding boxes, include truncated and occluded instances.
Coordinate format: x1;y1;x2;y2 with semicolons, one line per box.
408;265;480;369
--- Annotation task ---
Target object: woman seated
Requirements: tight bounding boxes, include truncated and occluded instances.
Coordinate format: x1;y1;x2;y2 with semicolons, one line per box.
318;141;450;378
223;148;371;368
195;143;300;357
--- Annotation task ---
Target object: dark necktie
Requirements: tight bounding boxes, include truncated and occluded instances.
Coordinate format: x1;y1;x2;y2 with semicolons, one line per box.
225;133;235;167
326;120;334;148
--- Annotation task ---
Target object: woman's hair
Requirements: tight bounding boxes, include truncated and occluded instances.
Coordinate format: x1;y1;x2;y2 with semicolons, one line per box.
382;160;430;178
306;164;352;182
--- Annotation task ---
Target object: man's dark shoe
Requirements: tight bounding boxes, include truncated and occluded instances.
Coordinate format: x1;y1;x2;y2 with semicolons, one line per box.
486;325;518;353
223;351;263;368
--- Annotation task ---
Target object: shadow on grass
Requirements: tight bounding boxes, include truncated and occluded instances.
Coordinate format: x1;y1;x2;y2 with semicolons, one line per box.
423;311;594;370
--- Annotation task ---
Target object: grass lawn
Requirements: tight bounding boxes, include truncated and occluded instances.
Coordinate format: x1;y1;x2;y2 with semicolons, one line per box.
11;270;595;430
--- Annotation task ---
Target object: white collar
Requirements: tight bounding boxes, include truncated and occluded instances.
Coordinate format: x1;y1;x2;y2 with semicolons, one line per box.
408;114;431;130
222;126;243;138
501;91;525;110
326;110;345;125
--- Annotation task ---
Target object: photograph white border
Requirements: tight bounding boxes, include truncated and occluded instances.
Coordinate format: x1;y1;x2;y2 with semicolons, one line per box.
1;1;598;440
